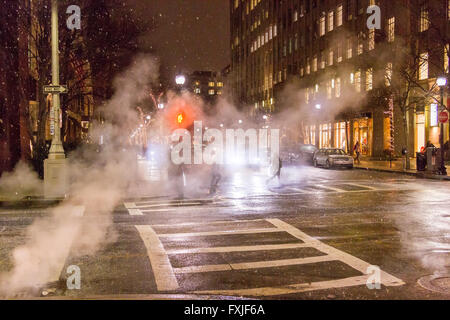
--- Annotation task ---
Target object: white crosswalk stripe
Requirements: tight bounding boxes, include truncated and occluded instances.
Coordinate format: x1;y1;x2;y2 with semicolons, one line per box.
132;215;405;297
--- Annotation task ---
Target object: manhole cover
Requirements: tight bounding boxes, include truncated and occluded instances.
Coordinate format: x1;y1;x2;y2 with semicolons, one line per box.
418;274;450;295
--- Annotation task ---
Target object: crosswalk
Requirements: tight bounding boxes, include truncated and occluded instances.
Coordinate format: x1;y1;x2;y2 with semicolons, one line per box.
127;204;405;297
268;179;422;195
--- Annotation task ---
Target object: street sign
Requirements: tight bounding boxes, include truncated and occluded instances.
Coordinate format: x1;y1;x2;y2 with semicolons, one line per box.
43;85;68;94
439;111;449;123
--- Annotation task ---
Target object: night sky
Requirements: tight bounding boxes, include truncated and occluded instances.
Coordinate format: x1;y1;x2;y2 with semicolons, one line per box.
132;0;231;85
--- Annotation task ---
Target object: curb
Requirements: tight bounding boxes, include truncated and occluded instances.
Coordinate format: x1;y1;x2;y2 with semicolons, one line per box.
354;166;450;181
0;198;62;208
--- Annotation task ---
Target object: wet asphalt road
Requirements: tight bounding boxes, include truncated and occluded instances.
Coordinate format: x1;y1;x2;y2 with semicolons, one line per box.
1;165;449;299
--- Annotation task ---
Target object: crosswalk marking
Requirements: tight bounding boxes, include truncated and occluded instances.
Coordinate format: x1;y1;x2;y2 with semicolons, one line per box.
173;255;335;274
345;183;377;190
158;228;281;238
135;225;179;291
166;243;310;255
133;216;404;297
316;185;346;192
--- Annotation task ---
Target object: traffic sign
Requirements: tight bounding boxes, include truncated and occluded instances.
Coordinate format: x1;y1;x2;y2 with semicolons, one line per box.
43;85;68;94
439;111;448;123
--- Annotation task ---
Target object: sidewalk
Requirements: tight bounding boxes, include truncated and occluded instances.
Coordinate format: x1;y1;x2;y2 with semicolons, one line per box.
354;158;450;181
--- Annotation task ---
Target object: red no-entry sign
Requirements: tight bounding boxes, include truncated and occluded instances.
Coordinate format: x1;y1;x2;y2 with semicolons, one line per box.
439;111;449;123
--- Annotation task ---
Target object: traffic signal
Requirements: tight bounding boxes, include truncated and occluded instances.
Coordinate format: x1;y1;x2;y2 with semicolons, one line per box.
177;112;184;125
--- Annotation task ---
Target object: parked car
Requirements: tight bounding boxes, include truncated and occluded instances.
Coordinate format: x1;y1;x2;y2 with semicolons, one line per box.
313;148;354;169
299;144;318;164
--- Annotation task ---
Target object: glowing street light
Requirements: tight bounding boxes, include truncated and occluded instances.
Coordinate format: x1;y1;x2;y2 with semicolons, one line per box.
175;75;186;86
437;77;447;87
315;104;322;110
238;120;243;124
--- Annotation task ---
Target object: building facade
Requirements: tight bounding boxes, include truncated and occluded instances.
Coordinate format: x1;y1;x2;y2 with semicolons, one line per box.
230;0;450;158
187;71;225;106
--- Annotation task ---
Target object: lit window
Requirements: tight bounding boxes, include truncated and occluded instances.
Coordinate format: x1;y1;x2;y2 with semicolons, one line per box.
357;37;364;55
209;89;215;95
420;5;429;32
313;56;318;72
320;16;326;36
355;71;361;92
328;50;334;66
387;17;395;43
419;52;429;80
194;88;201;94
347;38;353;59
445;45;449;73
328;11;334;32
336;78;341;98
208;82;215;87
217;82;223;87
385;63;393;86
366;68;373;91
368;29;375;51
336;5;343;26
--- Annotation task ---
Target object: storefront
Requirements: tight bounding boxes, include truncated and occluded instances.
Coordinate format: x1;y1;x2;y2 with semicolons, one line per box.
353;118;373;156
319;123;332;148
304;124;316;146
334;122;349;152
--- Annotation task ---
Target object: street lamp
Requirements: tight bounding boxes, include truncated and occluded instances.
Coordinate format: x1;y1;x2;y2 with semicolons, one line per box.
315;104;322;110
437;76;447;175
175;75;186;86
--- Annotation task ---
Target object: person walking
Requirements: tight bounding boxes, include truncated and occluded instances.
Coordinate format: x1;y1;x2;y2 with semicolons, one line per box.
353;141;361;165
209;163;222;195
266;154;282;185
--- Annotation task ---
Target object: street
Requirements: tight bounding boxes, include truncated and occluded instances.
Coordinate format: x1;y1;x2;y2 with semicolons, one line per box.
1;165;449;299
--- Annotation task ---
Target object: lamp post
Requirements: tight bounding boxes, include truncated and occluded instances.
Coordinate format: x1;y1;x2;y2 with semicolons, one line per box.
437;77;447;176
44;0;67;198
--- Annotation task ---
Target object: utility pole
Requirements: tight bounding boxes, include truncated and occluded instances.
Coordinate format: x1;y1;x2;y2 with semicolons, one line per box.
44;0;68;198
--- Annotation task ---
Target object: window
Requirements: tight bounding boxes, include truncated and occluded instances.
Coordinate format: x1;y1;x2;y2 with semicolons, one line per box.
320;52;326;69
387;17;395;43
337;43;343;62
347;38;353;59
420;5;429;32
350;72;355;84
194;88;201;94
336;5;343;26
445;45;450;73
328;11;334;32
385;63;393;86
313;56;318;72
366;68;373;91
336;78;341;97
306;58;311;74
217;82;223;87
329;50;334;66
419;52;429;80
368;29;375;51
355;71;361;92
209;89;215;95
208;82;215;87
357;37;364;55
320;16;326;36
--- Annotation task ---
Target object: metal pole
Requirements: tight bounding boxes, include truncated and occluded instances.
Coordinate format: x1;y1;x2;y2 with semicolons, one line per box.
440;88;447;175
48;0;65;159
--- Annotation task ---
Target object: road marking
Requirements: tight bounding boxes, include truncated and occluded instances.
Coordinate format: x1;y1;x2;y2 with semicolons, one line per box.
316;185;346;193
128;208;143;215
267;219;404;287
173;255;335;274
158;228;282;238
134;202;205;208
287;187;311;193
345;183;377;190
192;275;373;297
166;243;310;255
135;225;179;291
150;219;266;228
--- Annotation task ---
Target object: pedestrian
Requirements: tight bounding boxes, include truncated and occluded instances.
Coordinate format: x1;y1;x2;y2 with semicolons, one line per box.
209;163;222;195
353;141;361;165
266;154;282;185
